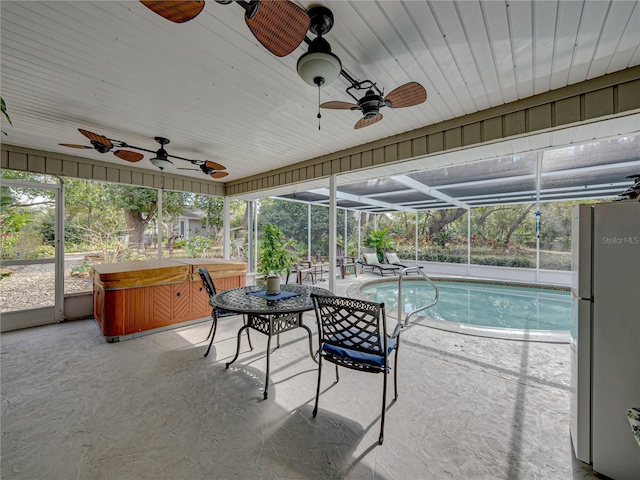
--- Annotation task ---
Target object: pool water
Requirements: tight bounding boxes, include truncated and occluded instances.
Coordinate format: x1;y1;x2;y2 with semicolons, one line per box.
360;281;572;331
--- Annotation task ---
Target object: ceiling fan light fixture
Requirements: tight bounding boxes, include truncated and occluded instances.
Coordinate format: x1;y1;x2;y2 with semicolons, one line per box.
150;156;173;170
150;137;173;170
297;8;341;87
297;50;341;87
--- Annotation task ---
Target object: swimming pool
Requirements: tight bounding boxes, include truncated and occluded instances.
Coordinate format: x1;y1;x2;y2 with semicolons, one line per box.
358;278;572;342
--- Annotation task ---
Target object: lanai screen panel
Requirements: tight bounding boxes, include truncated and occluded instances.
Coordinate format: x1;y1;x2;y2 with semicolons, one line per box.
542;136;640;172
409;153;538;188
541;135;640;201
340;178;407;196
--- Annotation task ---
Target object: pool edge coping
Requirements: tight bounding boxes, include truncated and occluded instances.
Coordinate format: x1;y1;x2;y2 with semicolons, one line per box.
346;277;571;344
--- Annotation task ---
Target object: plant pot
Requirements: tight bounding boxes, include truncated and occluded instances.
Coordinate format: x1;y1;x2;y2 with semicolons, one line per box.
266;275;281;295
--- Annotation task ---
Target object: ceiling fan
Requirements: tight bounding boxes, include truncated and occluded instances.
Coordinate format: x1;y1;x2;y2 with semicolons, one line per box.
60;129;228;179
320;80;427;129
140;0;310;57
293;6;427;129
60;129;145;162
140;2;426;128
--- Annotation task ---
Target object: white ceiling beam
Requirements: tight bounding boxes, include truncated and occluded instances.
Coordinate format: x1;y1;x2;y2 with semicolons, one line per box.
390;175;469;209
309;188;417;213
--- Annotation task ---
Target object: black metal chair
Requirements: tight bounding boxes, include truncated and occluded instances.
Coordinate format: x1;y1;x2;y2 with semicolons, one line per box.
197;267;252;357
310;294;403;445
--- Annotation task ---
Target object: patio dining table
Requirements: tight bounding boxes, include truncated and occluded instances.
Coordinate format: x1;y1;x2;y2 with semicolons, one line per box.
212;284;333;399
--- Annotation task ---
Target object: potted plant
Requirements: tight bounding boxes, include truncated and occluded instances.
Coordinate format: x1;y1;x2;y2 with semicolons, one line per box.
257;224;296;294
364;227;395;262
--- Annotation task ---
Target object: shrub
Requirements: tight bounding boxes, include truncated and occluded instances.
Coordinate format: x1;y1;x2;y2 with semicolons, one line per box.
70;260;93;278
34;245;55;258
183;236;214;258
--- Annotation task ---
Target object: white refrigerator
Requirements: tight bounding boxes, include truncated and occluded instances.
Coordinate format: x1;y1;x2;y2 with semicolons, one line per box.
570;201;640;480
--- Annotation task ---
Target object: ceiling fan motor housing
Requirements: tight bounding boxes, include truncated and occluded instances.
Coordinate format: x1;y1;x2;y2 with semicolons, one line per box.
358;89;384;118
91;140;112;153
200;164;215;175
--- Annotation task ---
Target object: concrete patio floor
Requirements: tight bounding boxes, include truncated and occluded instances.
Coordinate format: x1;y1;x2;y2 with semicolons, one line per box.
1;273;598;479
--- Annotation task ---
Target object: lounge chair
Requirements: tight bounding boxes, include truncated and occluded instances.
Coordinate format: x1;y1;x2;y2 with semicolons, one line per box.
358;247;377;272
384;251;424;274
360;250;401;276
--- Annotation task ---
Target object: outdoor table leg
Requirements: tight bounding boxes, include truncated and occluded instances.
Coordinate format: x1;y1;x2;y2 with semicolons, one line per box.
300;323;317;364
225;323;251;369
263;318;273;399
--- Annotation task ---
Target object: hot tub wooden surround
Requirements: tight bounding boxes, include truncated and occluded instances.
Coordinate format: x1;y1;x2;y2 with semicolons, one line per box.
92;258;247;342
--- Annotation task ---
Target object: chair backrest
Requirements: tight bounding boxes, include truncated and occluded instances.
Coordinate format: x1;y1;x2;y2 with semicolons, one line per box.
336;243;345;257
361;247;378;265
311;294;387;355
361;247;376;255
292;262;307;272
384;251;400;264
197;267;217;299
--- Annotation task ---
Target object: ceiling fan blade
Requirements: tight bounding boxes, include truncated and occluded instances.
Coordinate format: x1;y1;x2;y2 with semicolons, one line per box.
384;82;427;108
176;167;198;170
204;160;226;171
78;129;112;148
245;0;310;57
210;171;229;179
355;114;383;130
140;1;204;23
320;101;358;110
114;150;144;162
59;143;92;149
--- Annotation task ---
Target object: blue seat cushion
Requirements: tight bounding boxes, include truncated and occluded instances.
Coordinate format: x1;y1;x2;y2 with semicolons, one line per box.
215;307;238;318
322;335;397;367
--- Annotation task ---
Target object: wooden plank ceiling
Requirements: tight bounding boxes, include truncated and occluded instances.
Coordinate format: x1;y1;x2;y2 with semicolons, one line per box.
1;1;639;187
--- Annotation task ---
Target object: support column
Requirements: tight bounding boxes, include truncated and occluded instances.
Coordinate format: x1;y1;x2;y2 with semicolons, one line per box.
357;213;361;264
308;203;312;261
247;201;253;273
415;212;419;263
343;209;348;251
55;180;64;321
254;200;259;279
223;196;231;260
157;187;163;259
467;208;471;276
535;153;543;282
329;175;337;292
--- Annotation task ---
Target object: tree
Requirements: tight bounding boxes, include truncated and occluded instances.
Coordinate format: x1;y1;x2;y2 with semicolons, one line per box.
474;206;510;233
424;208;467;235
0;188;31;257
258;200;358;257
258;199;308;241
193;194;224;237
504;204;535;244
64;179;118;233
104;185;186;249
